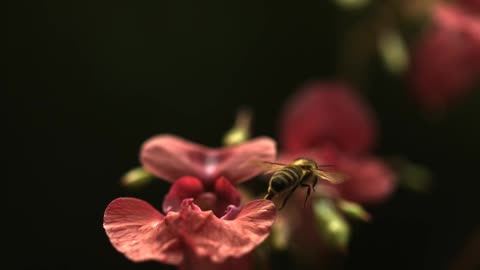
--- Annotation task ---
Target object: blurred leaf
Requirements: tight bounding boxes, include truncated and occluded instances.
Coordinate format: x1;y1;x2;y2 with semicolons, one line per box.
337;199;371;222
270;214;291;251
378;29;409;75
222;107;252;146
333;0;371;10
120;167;154;189
313;199;351;252
390;157;433;193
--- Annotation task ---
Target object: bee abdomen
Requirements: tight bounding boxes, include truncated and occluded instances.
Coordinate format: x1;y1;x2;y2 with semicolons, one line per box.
281;166;303;180
270;166;302;192
270;177;289;192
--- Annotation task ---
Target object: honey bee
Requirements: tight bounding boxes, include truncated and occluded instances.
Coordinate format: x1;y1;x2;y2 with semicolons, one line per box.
260;158;345;210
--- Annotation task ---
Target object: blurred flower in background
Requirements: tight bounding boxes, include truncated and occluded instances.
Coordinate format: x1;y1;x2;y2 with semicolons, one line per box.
279;82;377;156
279;81;396;203
459;0;480;14
336;0;479;114
265;82;396;269
408;2;480;112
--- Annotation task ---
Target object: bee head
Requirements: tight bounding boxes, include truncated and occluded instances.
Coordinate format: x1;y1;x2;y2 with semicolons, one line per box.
292;158;318;169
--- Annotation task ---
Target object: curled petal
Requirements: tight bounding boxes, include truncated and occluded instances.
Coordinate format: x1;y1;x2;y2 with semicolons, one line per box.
220;205;242;220
163;176;205;213
211;177;242;217
280;82;376;155
167;199;277;263
104;198;276;265
141;135;276;184
103;198;183;265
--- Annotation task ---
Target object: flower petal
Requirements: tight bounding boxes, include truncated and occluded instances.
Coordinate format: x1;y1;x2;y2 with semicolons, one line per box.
162;176;205;213
167;199;276;263
335;156;397;203
213;137;277;184
141;135;276;184
459;0;480;14
279;81;376;155
220;205;242;220
103;198;183;265
141;135;211;182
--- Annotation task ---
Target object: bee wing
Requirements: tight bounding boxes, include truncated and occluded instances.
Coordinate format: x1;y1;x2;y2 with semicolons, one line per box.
251;160;288;175
312;169;347;184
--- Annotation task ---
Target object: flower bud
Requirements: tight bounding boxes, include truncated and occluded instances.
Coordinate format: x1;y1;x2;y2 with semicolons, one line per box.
336;199;371;222
270;214;291;251
120;167;154;189
390;157;432;193
223;107;252;146
378;29;409;75
313;199;351;252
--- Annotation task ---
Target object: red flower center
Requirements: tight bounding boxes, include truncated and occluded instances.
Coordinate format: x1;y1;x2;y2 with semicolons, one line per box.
163;176;242;219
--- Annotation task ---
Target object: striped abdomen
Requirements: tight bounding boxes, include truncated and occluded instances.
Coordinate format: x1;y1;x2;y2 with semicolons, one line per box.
267;166;304;196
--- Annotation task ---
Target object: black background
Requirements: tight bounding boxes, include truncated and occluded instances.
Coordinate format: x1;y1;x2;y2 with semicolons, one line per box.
7;1;480;269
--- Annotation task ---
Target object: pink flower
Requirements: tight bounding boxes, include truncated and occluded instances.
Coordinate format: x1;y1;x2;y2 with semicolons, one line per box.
272;82;396;261
104;136;278;268
279;81;376;155
409;3;480;112
279;81;395;203
104;197;275;266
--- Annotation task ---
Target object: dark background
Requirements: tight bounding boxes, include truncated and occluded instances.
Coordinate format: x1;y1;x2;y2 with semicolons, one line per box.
7;1;480;269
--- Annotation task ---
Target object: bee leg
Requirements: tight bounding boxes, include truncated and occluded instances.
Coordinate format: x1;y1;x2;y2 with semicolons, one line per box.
280;185;299;210
312;177;318;192
264;192;274;200
301;183;312;208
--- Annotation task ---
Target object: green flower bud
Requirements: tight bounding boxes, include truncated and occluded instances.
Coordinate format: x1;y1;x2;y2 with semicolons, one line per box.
390;157;432;193
378;29;409;75
313;199;351;252
270;214;291;251
337;199;371;222
223;107;252;146
120;167;154;189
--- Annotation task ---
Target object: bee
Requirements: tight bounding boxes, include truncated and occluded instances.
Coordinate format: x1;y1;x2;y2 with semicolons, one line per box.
260;158;345;210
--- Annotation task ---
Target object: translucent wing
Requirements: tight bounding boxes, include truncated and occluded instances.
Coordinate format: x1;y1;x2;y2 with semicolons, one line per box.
312;169;347;184
252;160;288;175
